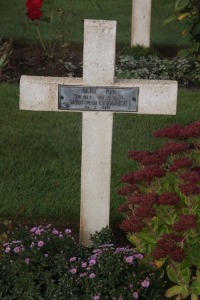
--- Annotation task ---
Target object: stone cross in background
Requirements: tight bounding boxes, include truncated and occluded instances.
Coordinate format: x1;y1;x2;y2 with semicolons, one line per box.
131;0;152;47
20;19;177;246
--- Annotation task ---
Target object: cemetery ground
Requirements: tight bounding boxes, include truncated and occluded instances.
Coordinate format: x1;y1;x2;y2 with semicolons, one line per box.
1;1;200;298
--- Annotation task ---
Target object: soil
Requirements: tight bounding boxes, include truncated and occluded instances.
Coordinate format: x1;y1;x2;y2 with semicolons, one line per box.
1;43;84;83
1;42;180;84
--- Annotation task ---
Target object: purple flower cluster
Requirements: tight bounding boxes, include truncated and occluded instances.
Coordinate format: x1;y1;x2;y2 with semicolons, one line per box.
65;246;151;299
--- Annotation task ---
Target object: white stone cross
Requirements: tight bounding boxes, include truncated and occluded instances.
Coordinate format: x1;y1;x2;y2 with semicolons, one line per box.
20;19;177;246
131;0;152;47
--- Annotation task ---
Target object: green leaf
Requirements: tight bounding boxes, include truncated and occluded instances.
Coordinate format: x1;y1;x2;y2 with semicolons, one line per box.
139;232;157;244
190;280;200;295
167;265;180;284
163;14;177;26
193;24;200;35
175;0;190;12
180;267;191;285
165;285;182;297
187;244;200;268
192;151;200;164
127;233;146;252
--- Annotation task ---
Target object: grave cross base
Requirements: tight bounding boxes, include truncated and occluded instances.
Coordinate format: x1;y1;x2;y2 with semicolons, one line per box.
20;19;177;246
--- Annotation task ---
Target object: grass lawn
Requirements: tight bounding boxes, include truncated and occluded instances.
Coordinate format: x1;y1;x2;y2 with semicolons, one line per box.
0;0;197;227
0;84;200;223
0;0;187;46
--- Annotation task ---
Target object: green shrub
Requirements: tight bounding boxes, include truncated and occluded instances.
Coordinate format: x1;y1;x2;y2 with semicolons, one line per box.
119;45;159;59
116;55;200;86
164;0;200;59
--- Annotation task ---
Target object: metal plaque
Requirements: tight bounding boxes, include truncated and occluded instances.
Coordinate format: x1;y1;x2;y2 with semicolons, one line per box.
58;85;139;112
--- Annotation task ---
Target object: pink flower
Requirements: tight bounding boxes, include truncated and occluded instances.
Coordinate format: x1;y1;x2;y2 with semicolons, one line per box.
133;292;139;299
5;246;11;253
13;247;21;253
65;229;71;234
92;295;100;300
124;256;134;263
81;262;87;268
37;241;44;247
52;228;59;235
25;258;30;265
89;259;96;266
70;268;77;274
79;272;87;277
70;257;77;262
141;279;150;288
30;227;37;233
89;272;96;279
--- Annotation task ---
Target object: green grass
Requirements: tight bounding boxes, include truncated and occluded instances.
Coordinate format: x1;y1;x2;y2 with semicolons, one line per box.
1;84;200;223
0;0;187;46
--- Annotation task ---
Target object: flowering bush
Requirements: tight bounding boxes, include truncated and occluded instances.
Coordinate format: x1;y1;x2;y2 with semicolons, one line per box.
116;55;200;86
118;120;200;299
0;224;168;299
24;0;66;58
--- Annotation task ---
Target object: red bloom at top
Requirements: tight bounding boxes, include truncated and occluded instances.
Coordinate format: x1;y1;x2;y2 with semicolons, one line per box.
26;0;43;9
128;150;167;166
180;171;200;183
180;121;200;138
173;214;197;232
160;141;189;156
179;183;200;196
128;193;158;205
153;124;183;139
26;0;43;20
157;192;180;206
169;158;193;172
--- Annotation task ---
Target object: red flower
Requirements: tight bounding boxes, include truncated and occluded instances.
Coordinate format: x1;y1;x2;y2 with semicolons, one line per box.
152;248;168;260
119;218;145;233
26;0;43;20
173;214;197;232
152;233;185;262
134;205;155;219
27;8;42;20
26;0;43;9
169;158;193;172
128;193;157;205
128;150;167;166
133;165;166;184
171;248;185;262
180;171;200;183
179;183;200;196
117;184;137;196
153;124;183;139
117;204;130;213
180;121;200;138
120;172;135;184
157;192;180;206
160;141;189;156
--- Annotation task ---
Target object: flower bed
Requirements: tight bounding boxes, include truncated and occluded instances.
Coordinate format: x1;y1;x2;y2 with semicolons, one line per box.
0;224;168;299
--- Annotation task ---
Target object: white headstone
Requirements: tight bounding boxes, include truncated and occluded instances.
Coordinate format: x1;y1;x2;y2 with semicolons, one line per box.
131;0;152;47
20;19;178;246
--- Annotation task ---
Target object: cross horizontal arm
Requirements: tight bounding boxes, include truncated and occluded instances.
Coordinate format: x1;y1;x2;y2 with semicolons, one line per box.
20;75;177;115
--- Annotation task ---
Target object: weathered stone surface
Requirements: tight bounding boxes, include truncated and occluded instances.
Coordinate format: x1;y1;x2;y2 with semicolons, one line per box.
131;0;152;47
20;76;177;115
